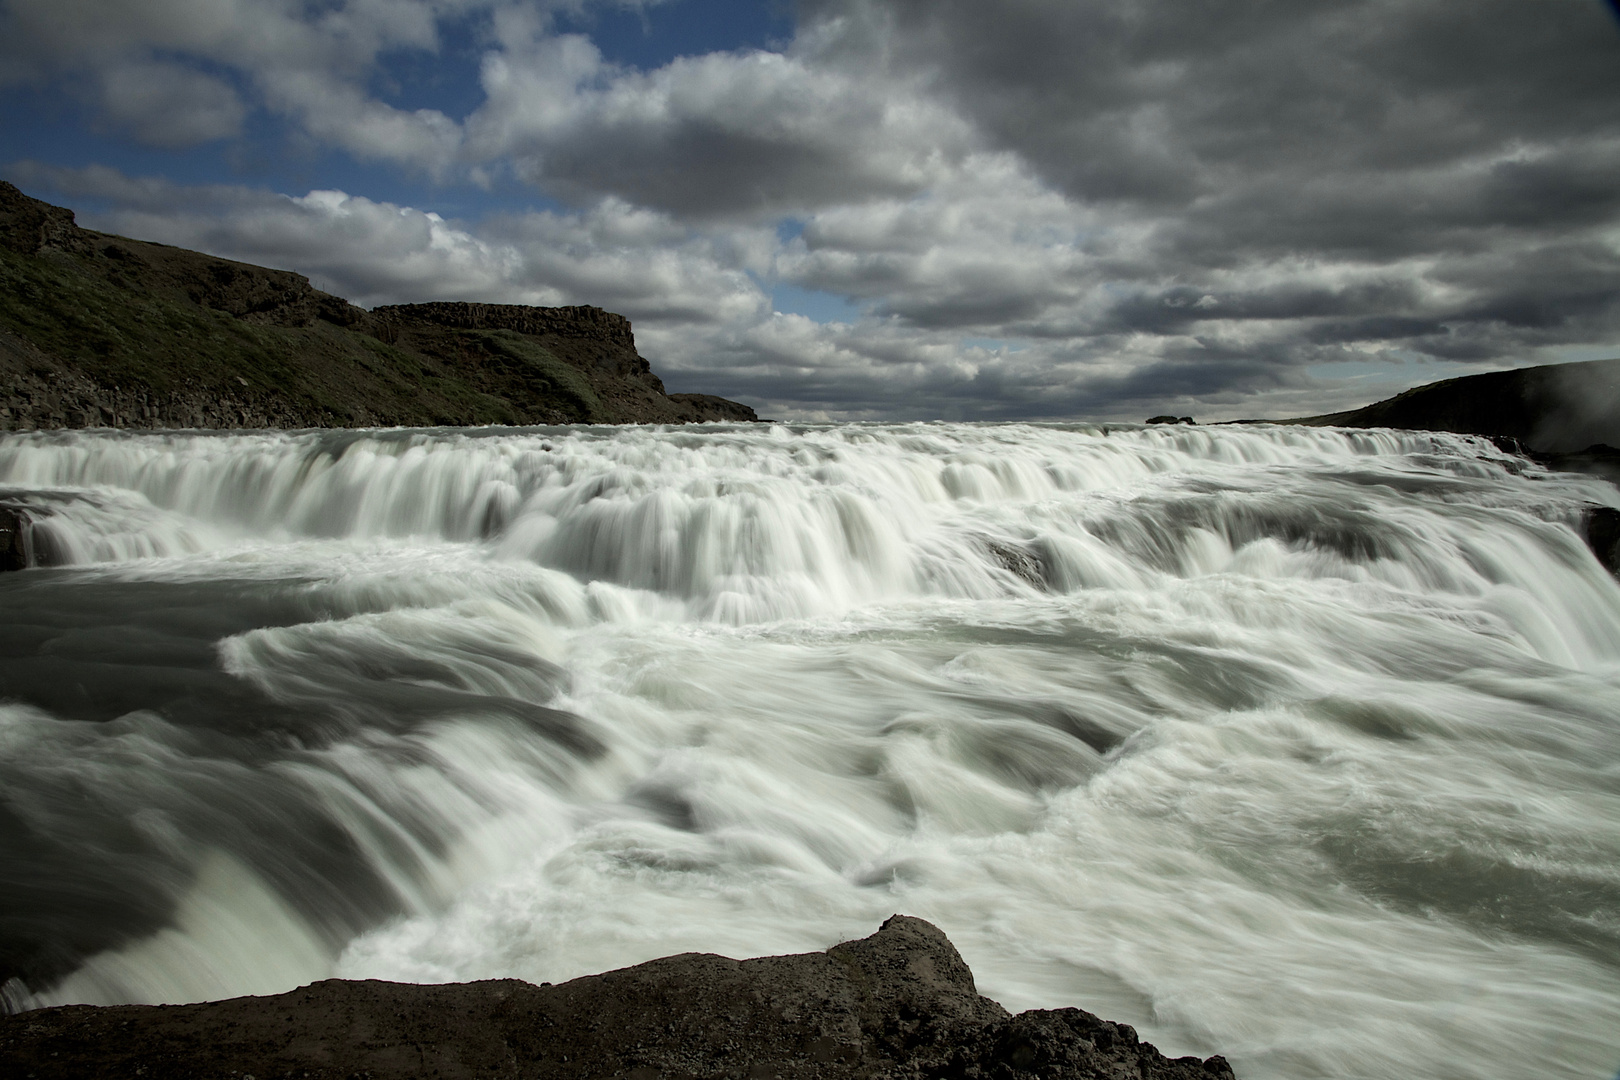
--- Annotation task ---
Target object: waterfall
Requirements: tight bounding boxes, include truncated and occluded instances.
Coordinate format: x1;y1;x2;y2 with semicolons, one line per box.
2;421;1618;1080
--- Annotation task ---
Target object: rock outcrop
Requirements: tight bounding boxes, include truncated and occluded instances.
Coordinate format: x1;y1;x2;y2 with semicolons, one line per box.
0;182;757;430
1292;357;1620;453
1287;357;1620;572
1585;507;1620;576
0;916;1235;1080
0;505;35;571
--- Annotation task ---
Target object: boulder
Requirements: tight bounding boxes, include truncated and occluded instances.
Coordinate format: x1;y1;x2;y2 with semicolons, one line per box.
1585;506;1620;576
0;503;50;571
0;916;1236;1079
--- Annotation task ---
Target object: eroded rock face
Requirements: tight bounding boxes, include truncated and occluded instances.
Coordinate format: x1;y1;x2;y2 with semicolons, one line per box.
0;916;1236;1079
0;506;27;571
1585;506;1620;575
374;302;639;354
0;503;51;572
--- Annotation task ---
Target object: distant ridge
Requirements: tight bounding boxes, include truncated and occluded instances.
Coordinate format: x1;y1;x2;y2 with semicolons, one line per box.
1289;357;1620;453
0;182;756;431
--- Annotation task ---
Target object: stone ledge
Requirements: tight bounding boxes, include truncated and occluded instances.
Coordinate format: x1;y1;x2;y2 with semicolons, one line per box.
0;916;1236;1080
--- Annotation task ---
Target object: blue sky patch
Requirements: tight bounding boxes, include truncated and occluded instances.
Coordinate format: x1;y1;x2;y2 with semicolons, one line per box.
771;284;862;324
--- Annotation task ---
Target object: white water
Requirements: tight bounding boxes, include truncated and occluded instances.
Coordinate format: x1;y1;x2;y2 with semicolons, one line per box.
2;422;1618;1079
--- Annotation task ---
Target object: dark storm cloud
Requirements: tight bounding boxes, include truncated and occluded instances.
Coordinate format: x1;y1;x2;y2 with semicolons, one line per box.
774;0;1620;404
832;0;1620;210
1163;140;1620;266
465;30;978;219
1099;281;1430;335
1102;348;1308;405
6;0;1617;420
517;122;925;218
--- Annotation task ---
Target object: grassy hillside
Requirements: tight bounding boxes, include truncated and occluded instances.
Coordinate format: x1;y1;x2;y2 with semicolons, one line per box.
0;182;754;430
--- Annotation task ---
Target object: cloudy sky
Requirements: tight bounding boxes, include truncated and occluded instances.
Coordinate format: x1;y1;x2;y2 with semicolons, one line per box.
4;0;1619;421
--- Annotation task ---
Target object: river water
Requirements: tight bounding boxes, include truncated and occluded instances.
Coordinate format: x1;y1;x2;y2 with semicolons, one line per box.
1;422;1617;1079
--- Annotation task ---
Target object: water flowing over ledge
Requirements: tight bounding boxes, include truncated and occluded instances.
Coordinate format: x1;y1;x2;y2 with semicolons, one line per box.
2;421;1619;1080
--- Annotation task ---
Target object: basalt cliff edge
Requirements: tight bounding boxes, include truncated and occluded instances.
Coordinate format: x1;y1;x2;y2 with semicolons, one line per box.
0;182;755;430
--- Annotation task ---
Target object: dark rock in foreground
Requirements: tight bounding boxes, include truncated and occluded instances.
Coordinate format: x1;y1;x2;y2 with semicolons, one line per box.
0;506;27;571
0;916;1234;1079
0;502;54;571
1585;506;1620;576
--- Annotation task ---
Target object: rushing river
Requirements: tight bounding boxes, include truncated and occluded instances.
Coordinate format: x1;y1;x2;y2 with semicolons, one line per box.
1;421;1618;1079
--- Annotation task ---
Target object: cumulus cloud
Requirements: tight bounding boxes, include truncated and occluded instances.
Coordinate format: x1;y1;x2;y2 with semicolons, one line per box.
777;153;1109;329
12;162;765;319
4;0;1618;421
1;0;474;168
786;1;1620;372
466;27;976;217
1;0;973;202
98;62;245;146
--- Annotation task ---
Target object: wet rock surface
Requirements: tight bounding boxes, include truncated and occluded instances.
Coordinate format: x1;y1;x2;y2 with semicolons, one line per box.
0;501;52;572
0;917;1235;1080
0;505;28;571
1585;506;1620;576
983;540;1048;589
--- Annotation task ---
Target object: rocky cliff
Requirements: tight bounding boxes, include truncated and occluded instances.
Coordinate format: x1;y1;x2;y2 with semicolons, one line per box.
0;182;756;430
1287;356;1620;488
0;916;1235;1080
1291;357;1620;454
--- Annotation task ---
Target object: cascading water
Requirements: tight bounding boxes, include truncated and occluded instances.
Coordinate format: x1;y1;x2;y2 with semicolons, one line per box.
2;421;1618;1080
